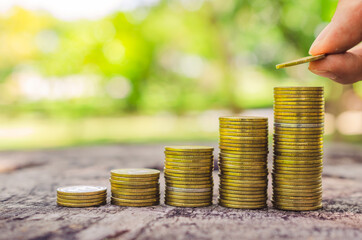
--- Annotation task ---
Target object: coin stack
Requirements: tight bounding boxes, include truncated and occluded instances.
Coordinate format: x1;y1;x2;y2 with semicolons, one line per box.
273;87;324;211
164;146;214;207
57;186;107;207
218;116;269;209
110;168;160;207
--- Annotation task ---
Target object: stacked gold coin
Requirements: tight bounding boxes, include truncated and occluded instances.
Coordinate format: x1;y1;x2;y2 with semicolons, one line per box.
218;116;269;209
164;146;214;207
273;87;324;211
57;186;107;207
110;168;160;207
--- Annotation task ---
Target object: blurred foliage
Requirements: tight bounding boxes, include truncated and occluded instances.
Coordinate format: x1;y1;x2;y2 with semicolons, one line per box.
1;0;360;119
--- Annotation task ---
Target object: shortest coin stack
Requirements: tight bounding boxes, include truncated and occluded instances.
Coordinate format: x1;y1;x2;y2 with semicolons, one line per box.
57;186;107;207
110;168;160;207
164;146;214;207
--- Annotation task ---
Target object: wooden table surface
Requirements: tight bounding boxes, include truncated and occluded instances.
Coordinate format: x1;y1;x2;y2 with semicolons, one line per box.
1;143;361;240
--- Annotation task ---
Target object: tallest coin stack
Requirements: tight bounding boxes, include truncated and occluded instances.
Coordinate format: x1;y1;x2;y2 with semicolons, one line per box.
273;87;324;211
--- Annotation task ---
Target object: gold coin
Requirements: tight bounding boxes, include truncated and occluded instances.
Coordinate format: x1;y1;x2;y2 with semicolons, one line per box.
165;158;212;163
220;145;268;151
274;91;324;96
219;159;267;166
165;163;212;168
220;195;266;203
165;200;212;207
274;115;324;120
219;116;268;122
274;98;324;104
220;180;267;187
273;191;322;199
219;188;266;195
274;144;323;149
219;155;267;162
221;149;269;155
165;164;212;170
220;191;267;199
273;198;322;205
165;175;212;181
273;202;322;211
273;192;322;199
275;119;324;124
57;193;106;200
219;163;267;171
220;132;268;137
164;151;213;156
165;155;213;160
164;172;211;178
274;123;324;128
110;168;160;178
220;128;268;133
111;199;159;207
110;176;159;182
165;146;214;152
111;192;159;200
272;172;321;178
219;138;268;144
111;187;159;193
165;195;212;202
165;179;213;185
111;196;159;204
274;92;324;98
275;127;324;132
220;180;267;188
273;138;323;144
272;180;322;187
56;196;105;204
220;184;267;191
220;174;268;181
273;154;323;160
274;152;323;158
274;105;324;110
218;199;266;209
57;200;105;208
273;164;323;171
273;136;323;143
166;186;212;193
57;186;107;196
273;186;322;193
220;175;268;182
110;181;159;189
219;124;268;129
164;168;213;175
219;143;268;149
220;169;268;176
220;154;268;160
274;112;324;118
273;160;323;167
166;182;213;189
220;135;268;141
274;99;324;103
109;178;159;185
274;87;323;91
220;139;269;144
165;189;212;196
274;128;324;135
273;169;322;175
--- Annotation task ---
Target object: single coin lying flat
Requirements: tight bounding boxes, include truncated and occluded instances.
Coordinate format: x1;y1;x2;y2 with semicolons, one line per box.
276;54;326;69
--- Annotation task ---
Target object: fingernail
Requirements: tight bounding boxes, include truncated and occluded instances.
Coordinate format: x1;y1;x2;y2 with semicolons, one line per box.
312;70;337;80
309;24;330;55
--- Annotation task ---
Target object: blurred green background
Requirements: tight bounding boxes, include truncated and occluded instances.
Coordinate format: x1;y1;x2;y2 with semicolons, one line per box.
0;0;361;150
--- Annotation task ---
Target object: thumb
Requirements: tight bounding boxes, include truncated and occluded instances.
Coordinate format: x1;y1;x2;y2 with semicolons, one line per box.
309;0;362;55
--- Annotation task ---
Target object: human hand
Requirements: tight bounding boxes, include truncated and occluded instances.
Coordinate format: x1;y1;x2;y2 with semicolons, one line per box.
308;0;362;84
